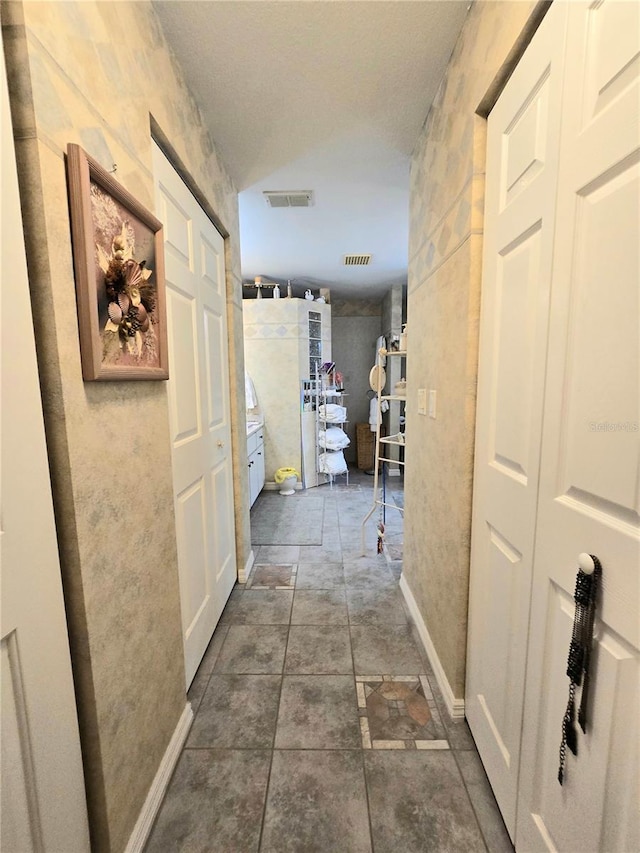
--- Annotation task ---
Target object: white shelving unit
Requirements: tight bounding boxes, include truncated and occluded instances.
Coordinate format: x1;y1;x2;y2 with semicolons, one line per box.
361;348;406;553
317;387;349;487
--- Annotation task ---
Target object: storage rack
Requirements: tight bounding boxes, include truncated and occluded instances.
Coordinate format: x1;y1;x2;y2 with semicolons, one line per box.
361;347;406;553
317;384;349;488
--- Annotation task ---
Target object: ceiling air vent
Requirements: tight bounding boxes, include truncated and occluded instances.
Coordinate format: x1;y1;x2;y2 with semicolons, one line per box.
343;254;372;266
263;190;314;208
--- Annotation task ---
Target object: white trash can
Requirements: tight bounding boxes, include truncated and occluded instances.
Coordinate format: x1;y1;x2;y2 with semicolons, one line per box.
275;467;300;496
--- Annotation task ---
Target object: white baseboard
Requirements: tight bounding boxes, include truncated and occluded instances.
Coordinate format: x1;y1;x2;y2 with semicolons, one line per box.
399;574;465;719
387;467;402;477
239;548;255;585
263;481;303;492
125;703;193;853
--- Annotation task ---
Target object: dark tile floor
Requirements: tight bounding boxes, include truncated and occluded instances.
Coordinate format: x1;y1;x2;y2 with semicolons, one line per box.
146;472;512;852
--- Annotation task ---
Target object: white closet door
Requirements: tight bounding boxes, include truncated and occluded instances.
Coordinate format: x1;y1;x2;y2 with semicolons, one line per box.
1;39;89;850
153;144;236;687
465;4;568;838
516;2;639;850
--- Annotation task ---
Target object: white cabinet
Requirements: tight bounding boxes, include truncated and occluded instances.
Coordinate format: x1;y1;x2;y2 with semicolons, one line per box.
247;426;265;507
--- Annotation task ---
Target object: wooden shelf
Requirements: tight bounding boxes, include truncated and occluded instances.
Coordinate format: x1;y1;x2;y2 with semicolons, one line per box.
379;436;405;447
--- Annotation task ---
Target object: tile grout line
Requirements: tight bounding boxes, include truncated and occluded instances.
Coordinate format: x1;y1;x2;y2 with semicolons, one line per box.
450;747;495;853
344;555;377;853
256;567;294;852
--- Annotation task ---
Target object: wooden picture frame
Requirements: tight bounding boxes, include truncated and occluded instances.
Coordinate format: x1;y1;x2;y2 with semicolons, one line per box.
66;143;169;380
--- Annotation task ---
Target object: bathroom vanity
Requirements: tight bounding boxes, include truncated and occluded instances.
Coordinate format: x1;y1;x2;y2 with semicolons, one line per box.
246;421;265;506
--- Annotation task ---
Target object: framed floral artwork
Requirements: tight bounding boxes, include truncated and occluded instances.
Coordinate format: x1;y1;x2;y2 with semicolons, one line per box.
66;143;169;380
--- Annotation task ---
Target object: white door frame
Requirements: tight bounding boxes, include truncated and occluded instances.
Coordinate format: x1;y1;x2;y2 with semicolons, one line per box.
152;140;238;687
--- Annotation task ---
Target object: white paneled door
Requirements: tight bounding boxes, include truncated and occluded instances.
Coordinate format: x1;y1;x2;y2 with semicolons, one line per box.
469;2;639;850
466;4;568;837
1;39;89;851
516;2;639;850
153;144;236;687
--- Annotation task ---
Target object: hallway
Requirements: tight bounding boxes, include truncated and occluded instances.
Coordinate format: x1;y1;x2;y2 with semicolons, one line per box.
146;473;511;852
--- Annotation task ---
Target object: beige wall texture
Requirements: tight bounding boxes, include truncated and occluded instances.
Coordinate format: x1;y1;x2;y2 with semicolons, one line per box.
2;1;249;850
331;299;382;463
404;0;538;700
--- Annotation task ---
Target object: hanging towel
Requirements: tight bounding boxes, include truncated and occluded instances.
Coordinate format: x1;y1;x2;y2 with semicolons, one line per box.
369;395;389;431
245;371;258;409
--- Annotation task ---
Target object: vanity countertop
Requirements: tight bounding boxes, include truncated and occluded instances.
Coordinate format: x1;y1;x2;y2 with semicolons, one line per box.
246;420;264;438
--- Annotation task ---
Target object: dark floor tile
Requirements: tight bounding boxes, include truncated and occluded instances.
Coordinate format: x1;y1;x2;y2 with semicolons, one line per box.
285;626;353;674
343;545;380;561
364;751;485;853
228;584;246;601
346;586;408;625
220;589;293;625
444;717;477;750
297;545;343;563
343;559;397;589
254;545;300;563
261;750;372;853
196;624;230;675
295;562;344;589
455;751;514;852
186;665;210;716
275;675;360;749
214;625;288;674
146;749;270;853
291;589;348;625
247;563;296;589
351;624;425;675
187;674;281;748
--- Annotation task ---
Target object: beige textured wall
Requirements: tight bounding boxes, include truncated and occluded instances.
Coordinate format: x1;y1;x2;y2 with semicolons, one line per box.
331;300;382;463
2;1;248;850
404;0;538;700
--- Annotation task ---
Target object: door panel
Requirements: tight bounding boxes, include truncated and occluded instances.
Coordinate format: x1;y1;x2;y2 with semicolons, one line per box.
465;5;568;837
167;290;200;446
516;3;639;850
175;479;209;635
212;463;234;582
204;307;226;427
153;144;236;687
559;165;639;517
492;225;542;480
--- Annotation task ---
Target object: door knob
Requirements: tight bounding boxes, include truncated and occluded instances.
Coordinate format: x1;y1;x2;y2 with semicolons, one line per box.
217;440;224;448
577;553;595;574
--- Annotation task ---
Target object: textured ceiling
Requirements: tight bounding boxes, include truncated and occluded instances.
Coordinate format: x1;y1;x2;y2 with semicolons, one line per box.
153;0;470;299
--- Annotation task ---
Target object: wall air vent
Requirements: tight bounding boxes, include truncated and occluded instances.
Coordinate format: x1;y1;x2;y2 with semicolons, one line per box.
263;190;314;208
343;254;372;266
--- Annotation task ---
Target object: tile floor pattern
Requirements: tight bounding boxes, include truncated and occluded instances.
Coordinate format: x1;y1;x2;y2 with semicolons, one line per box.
147;472;513;853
